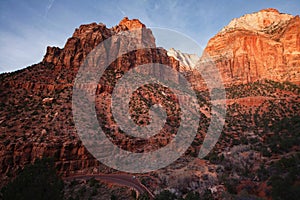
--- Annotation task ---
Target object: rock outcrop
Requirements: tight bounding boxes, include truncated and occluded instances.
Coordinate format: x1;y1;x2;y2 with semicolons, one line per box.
43;18;156;70
167;48;199;69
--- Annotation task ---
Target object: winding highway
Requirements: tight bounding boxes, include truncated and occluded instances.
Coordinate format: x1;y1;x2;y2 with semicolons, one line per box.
63;174;155;199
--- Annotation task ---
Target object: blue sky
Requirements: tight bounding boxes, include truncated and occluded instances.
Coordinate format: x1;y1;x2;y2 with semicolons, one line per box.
0;0;299;73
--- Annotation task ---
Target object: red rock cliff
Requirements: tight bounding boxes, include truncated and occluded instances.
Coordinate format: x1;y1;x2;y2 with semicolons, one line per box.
201;8;300;85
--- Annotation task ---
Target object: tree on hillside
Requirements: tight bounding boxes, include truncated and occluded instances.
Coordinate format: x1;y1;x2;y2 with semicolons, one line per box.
1;157;64;200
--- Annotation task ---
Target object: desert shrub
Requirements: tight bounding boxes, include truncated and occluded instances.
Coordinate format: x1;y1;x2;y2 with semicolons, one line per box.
138;193;150;200
268;154;300;200
155;190;177;200
185;191;201;200
224;178;239;194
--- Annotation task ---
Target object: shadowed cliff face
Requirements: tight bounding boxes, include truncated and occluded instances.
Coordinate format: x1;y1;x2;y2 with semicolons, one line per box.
202;8;300;85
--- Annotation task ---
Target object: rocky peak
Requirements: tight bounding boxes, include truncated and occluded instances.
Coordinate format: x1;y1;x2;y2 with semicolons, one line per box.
43;17;154;69
260;8;280;13
220;8;293;34
118;17;145;30
43;22;112;68
167;48;199;69
71;22;109;38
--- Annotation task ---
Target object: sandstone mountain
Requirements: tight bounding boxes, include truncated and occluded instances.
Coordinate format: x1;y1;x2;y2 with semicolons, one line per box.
0;17;182;187
203;8;300;85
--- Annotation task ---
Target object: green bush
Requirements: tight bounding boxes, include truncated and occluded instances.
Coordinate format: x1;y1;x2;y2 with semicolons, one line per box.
268;154;300;200
138;193;150;200
88;177;98;187
110;194;117;200
155;190;177;200
224;178;238;194
185;191;201;200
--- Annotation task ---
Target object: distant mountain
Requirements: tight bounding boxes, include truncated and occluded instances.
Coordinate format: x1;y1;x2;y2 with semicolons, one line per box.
167;48;199;69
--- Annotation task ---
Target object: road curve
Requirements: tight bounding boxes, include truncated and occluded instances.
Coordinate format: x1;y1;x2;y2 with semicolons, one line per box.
63;174;155;199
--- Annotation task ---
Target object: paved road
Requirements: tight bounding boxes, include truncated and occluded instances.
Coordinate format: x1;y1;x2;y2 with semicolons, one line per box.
63;174;155;199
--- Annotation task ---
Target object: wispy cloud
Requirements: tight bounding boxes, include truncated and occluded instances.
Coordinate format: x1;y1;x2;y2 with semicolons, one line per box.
117;6;126;16
45;0;55;18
